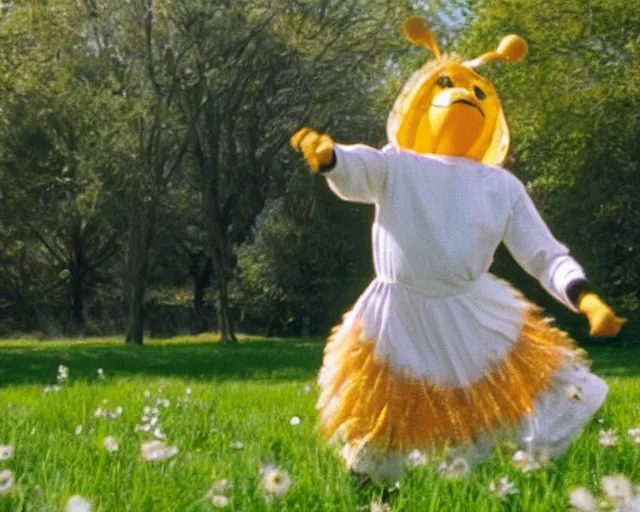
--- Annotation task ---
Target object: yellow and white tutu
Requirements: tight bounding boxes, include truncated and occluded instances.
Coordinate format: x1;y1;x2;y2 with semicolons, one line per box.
315;144;608;482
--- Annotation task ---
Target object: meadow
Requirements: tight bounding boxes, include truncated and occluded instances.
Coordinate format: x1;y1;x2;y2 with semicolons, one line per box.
0;336;639;511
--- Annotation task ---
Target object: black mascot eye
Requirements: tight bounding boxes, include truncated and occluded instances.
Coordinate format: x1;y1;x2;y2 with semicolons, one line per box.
437;75;454;88
474;86;486;100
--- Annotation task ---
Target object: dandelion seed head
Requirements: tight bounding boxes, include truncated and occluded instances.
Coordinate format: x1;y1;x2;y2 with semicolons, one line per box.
601;474;633;503
65;494;93;512
261;467;292;496
289;416;301;426
568;486;598;512
103;436;119;452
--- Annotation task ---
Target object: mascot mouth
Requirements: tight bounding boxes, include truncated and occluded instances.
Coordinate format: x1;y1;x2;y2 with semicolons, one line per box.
432;99;485;118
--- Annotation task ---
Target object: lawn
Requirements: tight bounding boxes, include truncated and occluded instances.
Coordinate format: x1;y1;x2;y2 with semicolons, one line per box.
0;336;639;511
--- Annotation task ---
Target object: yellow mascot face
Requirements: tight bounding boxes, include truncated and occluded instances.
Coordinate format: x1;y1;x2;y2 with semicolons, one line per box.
387;17;528;166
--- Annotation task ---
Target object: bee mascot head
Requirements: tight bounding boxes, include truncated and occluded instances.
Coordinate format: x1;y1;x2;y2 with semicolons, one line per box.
387;17;528;166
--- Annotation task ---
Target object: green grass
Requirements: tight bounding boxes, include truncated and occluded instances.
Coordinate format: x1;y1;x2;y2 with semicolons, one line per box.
0;336;639;511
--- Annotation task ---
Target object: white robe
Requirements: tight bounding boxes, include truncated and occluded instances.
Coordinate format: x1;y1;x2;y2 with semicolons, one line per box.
322;143;607;479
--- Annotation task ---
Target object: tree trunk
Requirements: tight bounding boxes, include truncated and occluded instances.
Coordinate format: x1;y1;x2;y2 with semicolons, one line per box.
126;272;146;345
192;257;212;334
70;272;85;337
216;270;236;343
124;190;154;345
69;225;85;337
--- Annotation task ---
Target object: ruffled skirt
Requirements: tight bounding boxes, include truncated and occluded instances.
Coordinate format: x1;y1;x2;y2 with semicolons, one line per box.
316;274;607;480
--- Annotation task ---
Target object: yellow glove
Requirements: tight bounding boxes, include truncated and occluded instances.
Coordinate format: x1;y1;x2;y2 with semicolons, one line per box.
578;292;626;337
290;127;335;175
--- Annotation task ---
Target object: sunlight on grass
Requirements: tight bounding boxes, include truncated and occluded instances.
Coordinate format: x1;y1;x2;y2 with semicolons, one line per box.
0;337;639;511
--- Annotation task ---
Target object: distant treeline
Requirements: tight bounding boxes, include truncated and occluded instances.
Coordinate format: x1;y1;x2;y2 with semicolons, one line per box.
0;0;638;344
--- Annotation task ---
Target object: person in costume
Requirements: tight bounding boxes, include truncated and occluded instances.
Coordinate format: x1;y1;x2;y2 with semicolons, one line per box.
291;17;626;483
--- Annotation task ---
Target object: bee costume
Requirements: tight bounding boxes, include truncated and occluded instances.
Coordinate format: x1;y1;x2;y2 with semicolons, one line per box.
291;17;625;483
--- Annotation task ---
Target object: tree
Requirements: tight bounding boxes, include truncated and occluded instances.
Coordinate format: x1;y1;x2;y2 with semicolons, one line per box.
0;1;126;336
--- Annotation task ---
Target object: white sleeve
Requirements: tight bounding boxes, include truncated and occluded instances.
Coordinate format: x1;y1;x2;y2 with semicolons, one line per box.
323;144;388;204
503;188;586;312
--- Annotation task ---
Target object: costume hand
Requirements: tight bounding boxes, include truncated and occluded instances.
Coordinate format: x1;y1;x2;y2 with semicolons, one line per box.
578;293;626;337
290;127;335;174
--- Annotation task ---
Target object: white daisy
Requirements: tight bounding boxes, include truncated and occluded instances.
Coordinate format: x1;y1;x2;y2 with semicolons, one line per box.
103;436;119;452
65;494;93;512
512;450;542;473
406;449;428;467
144;390;151;398
303;384;312;393
0;469;15;496
629;427;640;445
0;444;14;461
261;466;291;496
57;365;69;383
489;476;519;499
568;487;598;512
599;429;618;447
185;387;192;395
140;440;179;461
93;407;106;419
289;416;301;426
75;425;83;436
210;495;230;508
